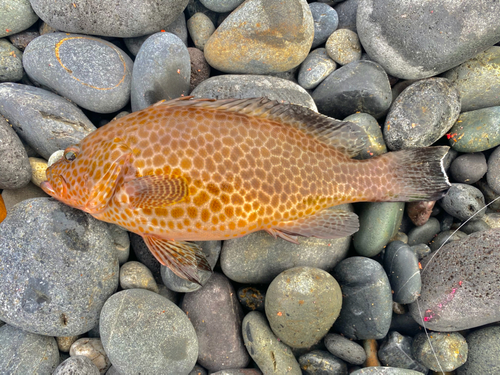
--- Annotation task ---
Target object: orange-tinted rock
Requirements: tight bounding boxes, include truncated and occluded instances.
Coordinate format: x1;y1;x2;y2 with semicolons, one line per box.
407;200;436;226
204;0;314;74
0;195;6;223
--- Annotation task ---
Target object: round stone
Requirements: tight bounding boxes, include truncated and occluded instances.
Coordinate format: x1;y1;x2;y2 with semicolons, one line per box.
412;332;467;372
106;223;130;265
378;331;428;373
309;2;338;48
406;200;435;227
100;289;198;375
325;29;362;65
53;356;100;375
298;350;347;374
297;48;337;90
0;39;23;82
324;333;366;365
0;115;31;189
457;326;500;374
56;336;80;352
439;183;485;221
407;217;441;246
450;152;487;184
120;261;159;293
28;157;48;187
70;338;110;373
187;12;215;51
0;0;38;38
265;267;342;348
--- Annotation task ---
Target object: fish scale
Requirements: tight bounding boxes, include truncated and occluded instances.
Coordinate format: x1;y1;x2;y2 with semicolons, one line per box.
42;96;450;284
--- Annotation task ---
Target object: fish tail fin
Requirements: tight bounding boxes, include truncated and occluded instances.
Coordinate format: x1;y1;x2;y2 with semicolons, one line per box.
381;146;451;202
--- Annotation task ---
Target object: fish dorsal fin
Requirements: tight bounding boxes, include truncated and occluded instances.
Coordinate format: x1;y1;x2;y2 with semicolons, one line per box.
123;175;189;209
155;96;368;158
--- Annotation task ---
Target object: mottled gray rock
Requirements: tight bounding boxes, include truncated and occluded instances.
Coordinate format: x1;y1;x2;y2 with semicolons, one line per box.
326;29;362;65
412;332;467;372
0;198;119;336
0;38;23;82
457;326;500;374
357;0;500;79
53;356;100;375
0;0;38;38
120;261;159;293
439;183;485;221
378;331;428;373
0;115;31;189
131;32;190;111
187;12;215;51
0;324;59;374
29;0;189;38
410;228;500;331
200;0;244;12
298;350;347;374
450;152;487;184
23;33;133;113
324;333;366;365
100;289;198;375
0;83;95;160
107;223;130;265
181;273;250;372
487;146;500;194
310;2;338;48
298;48;337;90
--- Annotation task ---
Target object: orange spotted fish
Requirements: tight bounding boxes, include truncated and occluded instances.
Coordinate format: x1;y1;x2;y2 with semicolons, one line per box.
41;97;450;283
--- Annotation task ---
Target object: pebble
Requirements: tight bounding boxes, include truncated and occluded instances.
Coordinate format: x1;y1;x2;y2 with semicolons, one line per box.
343;112;387;159
181;273;250;372
351;368;424;375
28;157;48;187
298;350;347;374
312;60;392;119
70;338;110;374
483;213;500;229
450;152;487;184
131;32;190;112
265;267;342;348
204;0;314;74
0;0;39;38
487;146;500;194
476;179;500;212
448;106;500;152
457;326;500;374
324;333;366;365
1;182;49;212
30;0;189;38
334;0;359;32
120;261;159;293
210;370;262;375
53;355;100;375
309;2;338;48
189;364;208;375
23;33;133;113
48;149;64;167
357;0;500;79
189;47;211;91
383;78;461;150
0;115;31;189
407;217;441;246
412;331;467;372
384;241;421;304
242;311;301;375
0;38;23;82
353;202;404;257
363;339;381;367
378;331;428;373
0;324;59;373
157;284;178;305
406;200;435;226
187;13;215;51
57;335;80;352
200;0;244;13
106;223;130;265
429;229;468;251
325;29;362;65
443;46;500;112
298;48;337;90
389;313;421;337
0;83;96;160
8;29;39;51
100;289;198;375
186;0;220;27
238;286;265;311
460;219;491;235
0;198;119;336
409;228;500;331
439;183;486;221
332;257;392;340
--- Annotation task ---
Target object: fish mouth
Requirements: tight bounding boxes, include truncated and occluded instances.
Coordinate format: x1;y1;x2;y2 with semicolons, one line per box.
41;176;68;198
40;180;55;196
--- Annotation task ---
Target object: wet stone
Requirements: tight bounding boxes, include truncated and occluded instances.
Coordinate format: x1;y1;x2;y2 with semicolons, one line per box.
120;261;159;293
130;233;162;283
487;146;500;194
187;13;215;51
0;38;23;82
181;273;250;372
412;332;467;372
450;152;487;184
378;331;428;373
0;0;38;38
389;313;421;337
324;333;366;365
298;350;347;375
407;217;441;246
457;326;500;374
298;48;337;90
333;257;392;340
325;29;362;65
53;355;100;375
429;229;468;252
70;338;111;374
383;78;461;150
189;47;211;92
343;112;387;159
460;219;491;235
309;2;338;48
439;183;485;221
237;286;266;311
0;115;31;189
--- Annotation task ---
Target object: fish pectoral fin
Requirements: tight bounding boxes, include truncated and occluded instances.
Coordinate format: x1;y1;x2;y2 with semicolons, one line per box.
142;235;212;285
124;175;189;209
276;208;360;239
264;228;299;244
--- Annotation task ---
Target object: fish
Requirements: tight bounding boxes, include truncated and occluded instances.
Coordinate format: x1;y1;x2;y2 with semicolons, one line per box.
41;96;450;284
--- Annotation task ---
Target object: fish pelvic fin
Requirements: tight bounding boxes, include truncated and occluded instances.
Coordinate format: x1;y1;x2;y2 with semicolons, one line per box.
142;235;212;285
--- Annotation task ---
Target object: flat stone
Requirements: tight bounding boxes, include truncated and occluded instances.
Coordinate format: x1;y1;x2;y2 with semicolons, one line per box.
200;0;244;13
53;356;100;375
204;0;314;74
412;331;467;372
0;0;38;38
457;326;500;374
324;333;366;365
297;48;337;90
298;350;347;374
0;38;23;82
187;12;215;51
0;115;31;189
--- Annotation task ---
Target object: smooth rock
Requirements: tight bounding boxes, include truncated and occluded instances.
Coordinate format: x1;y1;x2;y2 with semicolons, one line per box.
439;183;485;221
409;228;500;331
265;267;342;348
157;285;178;305
189;365;208;375
100;289;198;375
407;217;441;246
0;0;38;38
130;233;162;283
487;146;500;194
8;29;39;51
106;223;130;265
53;356;100;375
357;0;500;79
131;32;190;112
429;229;468;252
332;257;392;340
476;179;500;212
1;182;48;212
460;219;491;235
0;324;59;373
70;338;110;374
324;333;366;365
389;313;421;337
309;2;339;48
23;33;133;113
120;261;159;293
242;311;301;375
299;350;347;374
351;368;424;375
298;48;336;90
412;331;467;372
0;198;119;336
187;13;215;51
48;149;64;167
0;115;31;189
29;0;189;38
210;370;261;375
200;0;244;13
181;273;250;372
28;157;47;187
450;153;487;184
334;0;359;32
448;107;500;152
0;38;23;82
383;78;461;150
343;112;387;159
312;60;392;119
204;0;314;74
0;83;96;159
457;326;500;374
406;200;435;227
186;0;220;27
378;331;428;373
326;29;361;65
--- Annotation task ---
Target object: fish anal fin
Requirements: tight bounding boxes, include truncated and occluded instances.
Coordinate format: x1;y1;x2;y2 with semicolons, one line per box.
264;228;299;244
124;175;189;209
142;235;212;285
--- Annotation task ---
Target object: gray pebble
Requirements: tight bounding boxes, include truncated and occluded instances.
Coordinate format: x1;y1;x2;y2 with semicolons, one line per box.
237;286;265;312
8;29;39;51
457;326;500;374
0;38;23;82
157;285;178;305
389;313;421;338
450;152;487;184
324;333;366;365
200;0;244;13
476;179;500;212
412;331;467;372
378;331;428;373
0;0;38;38
70;337;110;374
1;182;48;213
106;223;130;265
439;183;486;221
334;0;359;32
0;115;31;189
407;217;441;246
130;233;161;283
189;364;208;375
326;29;362;65
187;13;215;51
53;355;100;375
298;48;337;90
460;219;491;234
309;3;339;48
429;229;468;252
298;350;347;374
351;368;424;375
120;261;159;293
487;145;500;194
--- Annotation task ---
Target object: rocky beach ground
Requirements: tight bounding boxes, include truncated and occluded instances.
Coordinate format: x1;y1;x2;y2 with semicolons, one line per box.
1;0;500;374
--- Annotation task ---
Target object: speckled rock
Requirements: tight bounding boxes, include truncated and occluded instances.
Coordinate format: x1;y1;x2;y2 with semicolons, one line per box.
378;331;428;373
200;0;244;13
131;32;190;111
450;152;487;184
0;324;59;374
100;289;198;375
28;157;48;187
298;48;337;90
476;179;500;212
242;311;301;375
357;0;500;79
439;183;485;221
23;33;133;113
70;338;111;374
187;13;215;51
324;333;366;365
29;0;189;38
210;370;261;375
351;368;423;375
189;47;211;92
204;0;314;74
0;115;31;189
412;331;467;372
383;78;461;150
309;2;338;48
0;0;38;38
181;273;250;372
120;261;159;293
0;83;96;160
298;350;347;374
266;267;342;348
488;146;500;194
312;60;392;119
53;355;100;375
457;326;500;374
410;228;500;331
0;198;119;336
343;113;387;159
8;29;39;51
325;29;361;65
0;38;23;82
106;223;130;265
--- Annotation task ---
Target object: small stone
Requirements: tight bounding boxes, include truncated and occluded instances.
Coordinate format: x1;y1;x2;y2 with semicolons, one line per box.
189;47;211;91
186;0;220;27
439;183;485;221
0;115;31;189
460;219;491;235
53;356;100;375
450;152;487;184
487;146;500;194
298;48;337;90
157;285;178;305
200;0;244;13
210;370;261;375
309;2;338;48
378;331;428;373
238;286;266;311
0;0;38;38
107;223;130;265
189;364;208;375
39;21;58;35
457;326;500;374
389;313;421;337
0;38;23;82
325;29;361;65
351;368;424;375
334;0;359;32
130;233;162;283
298;350;347;375
429;230;468;251
8;29;39;51
412;332;467;372
57;335;80;352
324;333;366;365
407;217;441;246
28;157;48;187
187;13;215;51
476;179;500;212
48;150;65;167
363;339;381;367
120;261;159;293
410;243;431;260
483;213;500;229
343;112;387;159
70;338;111;374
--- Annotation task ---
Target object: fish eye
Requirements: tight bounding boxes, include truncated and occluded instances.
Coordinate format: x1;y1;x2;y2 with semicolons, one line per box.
65;151;77;161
